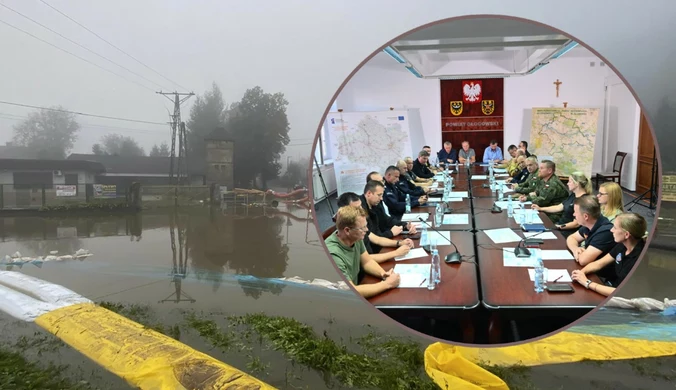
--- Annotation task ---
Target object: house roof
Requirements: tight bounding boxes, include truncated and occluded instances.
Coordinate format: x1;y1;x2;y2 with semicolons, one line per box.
0;158;106;172
66;154;206;176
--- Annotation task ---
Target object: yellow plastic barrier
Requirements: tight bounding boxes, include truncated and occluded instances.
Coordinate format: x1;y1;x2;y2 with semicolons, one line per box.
424;343;509;390
425;328;676;389
35;302;276;390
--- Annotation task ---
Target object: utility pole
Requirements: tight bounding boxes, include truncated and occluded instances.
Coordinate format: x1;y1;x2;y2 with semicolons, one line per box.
157;91;194;186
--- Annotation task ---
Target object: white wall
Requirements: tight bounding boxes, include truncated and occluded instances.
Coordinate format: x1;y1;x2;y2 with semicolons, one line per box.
604;74;641;190
335;54;642;188
335;62;441;153
504;56;616;174
0;172;11;185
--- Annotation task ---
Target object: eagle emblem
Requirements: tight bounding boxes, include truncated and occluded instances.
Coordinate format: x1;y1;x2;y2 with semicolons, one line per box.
481;100;495;115
450;101;463;116
462;80;482;103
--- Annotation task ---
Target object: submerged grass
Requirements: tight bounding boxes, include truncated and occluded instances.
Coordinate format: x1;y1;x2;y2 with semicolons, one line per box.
0;347;92;390
187;312;438;390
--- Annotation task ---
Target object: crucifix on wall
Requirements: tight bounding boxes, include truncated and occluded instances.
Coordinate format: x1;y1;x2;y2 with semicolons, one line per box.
553;79;562;97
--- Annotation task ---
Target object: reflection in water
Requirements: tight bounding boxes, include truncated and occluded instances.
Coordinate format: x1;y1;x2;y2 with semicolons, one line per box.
0;204;321;302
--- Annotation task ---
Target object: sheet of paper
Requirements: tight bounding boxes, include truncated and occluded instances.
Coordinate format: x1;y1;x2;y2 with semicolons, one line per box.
401;213;429;222
523;231;558;240
495;200;525;209
393;263;431;288
443;214;469;225
427;230;451;245
471;175;488;180
503;249;539;267
398;273;428;288
394;247;428;261
446;191;468;198
540;250;575;260
427;197;442;203
494;168;508;173
528;268;572;282
484;228;523;244
430;182;439;188
496;173;511;177
443;197;467;203
496;180;509;186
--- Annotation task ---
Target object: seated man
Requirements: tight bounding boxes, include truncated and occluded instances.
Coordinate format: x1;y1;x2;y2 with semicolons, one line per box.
571;212;647;295
483;139;504;164
337;191;413;263
437;141;457;165
518;160;568;210
395;160;431;196
506;155;528;184
364;172;417;234
566;195;616;267
512;156;539;193
383;166;427;218
325;206;400;298
422;145;440;171
496;146;521;175
404;157;433;187
411;150;435;179
458;141;476;164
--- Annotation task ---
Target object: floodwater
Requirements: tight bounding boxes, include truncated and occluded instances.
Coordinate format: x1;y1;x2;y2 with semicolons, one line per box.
0;203;425;389
1;201;676;389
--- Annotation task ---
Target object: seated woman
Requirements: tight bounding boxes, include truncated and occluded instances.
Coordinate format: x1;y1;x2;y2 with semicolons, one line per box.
571;212;647;296
597;182;624;222
531;171;592;230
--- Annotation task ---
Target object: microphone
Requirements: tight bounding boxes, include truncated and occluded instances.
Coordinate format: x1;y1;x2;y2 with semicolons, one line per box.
513;229;552;258
417;217;462;263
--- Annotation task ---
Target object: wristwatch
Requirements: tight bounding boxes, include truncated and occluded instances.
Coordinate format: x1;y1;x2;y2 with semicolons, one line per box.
585;280;592;289
396;240;401;247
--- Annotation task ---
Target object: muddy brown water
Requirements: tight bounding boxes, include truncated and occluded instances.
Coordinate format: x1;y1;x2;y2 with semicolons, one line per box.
0;204;424;389
1;202;676;389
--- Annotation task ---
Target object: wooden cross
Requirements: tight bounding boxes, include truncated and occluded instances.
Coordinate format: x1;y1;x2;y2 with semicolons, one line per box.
553;79;562;97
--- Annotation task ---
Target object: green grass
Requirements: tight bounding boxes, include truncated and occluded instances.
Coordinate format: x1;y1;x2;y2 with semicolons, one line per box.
0;347;92;390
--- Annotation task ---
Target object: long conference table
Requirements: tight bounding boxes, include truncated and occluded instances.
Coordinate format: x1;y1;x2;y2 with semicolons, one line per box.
362;163;606;344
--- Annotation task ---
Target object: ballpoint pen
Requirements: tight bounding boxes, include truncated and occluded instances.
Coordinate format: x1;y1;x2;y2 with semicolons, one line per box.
553;275;563;283
419;278;426;287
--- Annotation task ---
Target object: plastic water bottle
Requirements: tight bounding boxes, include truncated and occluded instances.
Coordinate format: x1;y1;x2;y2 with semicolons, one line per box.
427;259;436;291
497;183;503;200
405;194;411;213
489;163;493;178
534;255;545;293
435;203;443;227
507;195;514;218
431;249;441;284
448;175;453;189
420;224;429;247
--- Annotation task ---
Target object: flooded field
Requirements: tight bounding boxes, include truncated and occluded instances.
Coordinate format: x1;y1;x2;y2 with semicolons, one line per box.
0;201;675;389
0;204;435;389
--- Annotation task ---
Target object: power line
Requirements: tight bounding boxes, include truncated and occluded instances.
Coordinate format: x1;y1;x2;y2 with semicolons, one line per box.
0;18;158;94
0;3;171;91
0;114;166;135
0;100;167;125
38;0;189;92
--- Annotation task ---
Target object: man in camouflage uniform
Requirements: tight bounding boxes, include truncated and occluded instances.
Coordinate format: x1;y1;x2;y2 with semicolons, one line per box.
518;160;570;223
512;156;539;195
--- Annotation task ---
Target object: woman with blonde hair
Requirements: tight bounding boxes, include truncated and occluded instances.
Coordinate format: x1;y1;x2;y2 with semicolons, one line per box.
572;212;647;296
597;182;624;222
532;171;592;236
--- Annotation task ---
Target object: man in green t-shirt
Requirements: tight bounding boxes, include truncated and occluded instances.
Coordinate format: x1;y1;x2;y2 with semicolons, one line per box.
324;206;400;298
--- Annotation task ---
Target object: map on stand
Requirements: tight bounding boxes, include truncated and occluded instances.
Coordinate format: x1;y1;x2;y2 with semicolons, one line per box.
530;108;600;178
326;110;414;195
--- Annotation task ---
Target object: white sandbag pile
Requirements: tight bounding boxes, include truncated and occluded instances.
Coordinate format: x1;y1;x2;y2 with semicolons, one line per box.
1;249;93;267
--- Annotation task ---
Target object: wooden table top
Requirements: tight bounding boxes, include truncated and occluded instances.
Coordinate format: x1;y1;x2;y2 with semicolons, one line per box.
364;231;479;309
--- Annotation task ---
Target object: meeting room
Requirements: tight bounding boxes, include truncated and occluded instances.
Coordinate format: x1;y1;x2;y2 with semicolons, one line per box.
311;17;656;344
